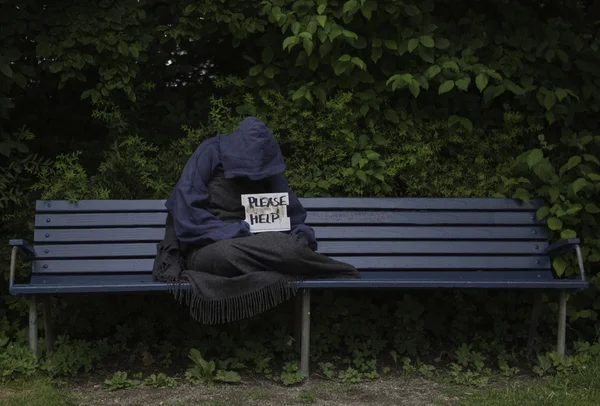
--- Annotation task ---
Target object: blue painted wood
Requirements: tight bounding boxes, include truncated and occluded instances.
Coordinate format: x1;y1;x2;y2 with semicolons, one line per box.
36;198;542;212
294;279;589;289
35;211;541;228
32;255;550;274
22;271;556;285
34;225;548;243
34;241;549;259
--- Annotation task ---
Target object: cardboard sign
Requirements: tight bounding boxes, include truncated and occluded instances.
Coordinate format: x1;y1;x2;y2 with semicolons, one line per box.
241;192;291;233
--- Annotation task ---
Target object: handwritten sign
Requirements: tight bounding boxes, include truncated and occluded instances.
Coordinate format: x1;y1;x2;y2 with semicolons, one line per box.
241;192;291;233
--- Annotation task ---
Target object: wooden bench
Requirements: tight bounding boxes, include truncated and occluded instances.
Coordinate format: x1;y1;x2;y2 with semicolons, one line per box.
9;198;588;375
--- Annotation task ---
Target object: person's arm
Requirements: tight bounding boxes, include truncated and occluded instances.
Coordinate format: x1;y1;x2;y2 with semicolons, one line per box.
269;174;318;251
166;143;251;245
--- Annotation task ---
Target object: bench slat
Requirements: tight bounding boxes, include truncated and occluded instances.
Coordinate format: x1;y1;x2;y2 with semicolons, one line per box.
32;255;549;274
34;241;549;259
35;198;541;212
34;226;547;243
35;211;540;228
26;270;556;284
10;271;586;295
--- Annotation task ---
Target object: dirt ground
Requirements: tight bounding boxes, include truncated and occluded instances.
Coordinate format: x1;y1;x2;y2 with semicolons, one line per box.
71;376;461;406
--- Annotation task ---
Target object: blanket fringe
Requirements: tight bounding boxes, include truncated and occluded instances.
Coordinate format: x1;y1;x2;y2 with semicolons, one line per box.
160;273;300;324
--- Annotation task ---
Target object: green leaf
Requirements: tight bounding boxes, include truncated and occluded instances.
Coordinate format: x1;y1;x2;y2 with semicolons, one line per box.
527;149;544;168
49;62;63;73
583;154;600;166
292;86;306;100
343;0;358;13
317;15;327;28
338;54;351;62
313;87;326;103
317;4;326;14
459;118;473;133
408;39;419;53
543;91;556;111
548;186;560;202
351;57;366;70
282;36;298;51
547;217;562;230
567;156;582;171
366;151;380;160
118;41;129;56
130;46;139;59
588;173;600;181
419;36;434;48
81;89;94;100
585;203;600;214
442;61;459;71
384;109;399;123
513;188;530;202
303;37;313;56
475;74;488;92
342;30;358;40
0;63;13;78
455;77;471;91
404;4;420;16
36;42;53;58
408;80;420;98
263;67;275;79
536;206;550;220
183;4;196;15
384;40;398;50
262;47;274;64
553;257;567;276
371;47;382;63
561;229;577;239
438;80;454;94
425;65;441;79
356;170;367;182
571;178;587;194
435;38;450;49
555;88;568;102
249;65;263;76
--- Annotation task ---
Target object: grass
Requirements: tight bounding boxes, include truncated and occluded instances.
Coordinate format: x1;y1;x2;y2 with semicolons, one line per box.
0;379;76;406
458;357;600;406
1;358;600;406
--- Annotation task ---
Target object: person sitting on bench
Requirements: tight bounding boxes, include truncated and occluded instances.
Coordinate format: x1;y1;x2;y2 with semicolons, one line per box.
152;116;359;324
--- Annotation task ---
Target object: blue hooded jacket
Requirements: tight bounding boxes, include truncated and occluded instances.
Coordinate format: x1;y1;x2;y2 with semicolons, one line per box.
165;117;317;250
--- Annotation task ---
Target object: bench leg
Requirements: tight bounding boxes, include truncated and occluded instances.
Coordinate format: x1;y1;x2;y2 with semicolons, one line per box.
299;289;311;378
28;295;38;356
526;292;543;360
294;292;302;352
557;290;568;356
42;296;55;353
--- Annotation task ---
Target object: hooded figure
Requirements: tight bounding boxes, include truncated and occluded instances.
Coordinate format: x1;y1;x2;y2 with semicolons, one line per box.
153;117;359;324
165;116;317;250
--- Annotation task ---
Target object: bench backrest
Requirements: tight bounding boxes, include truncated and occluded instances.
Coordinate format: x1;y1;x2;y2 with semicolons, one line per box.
31;198;550;283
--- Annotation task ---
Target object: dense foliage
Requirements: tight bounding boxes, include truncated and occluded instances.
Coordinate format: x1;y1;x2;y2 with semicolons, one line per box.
1;0;599;382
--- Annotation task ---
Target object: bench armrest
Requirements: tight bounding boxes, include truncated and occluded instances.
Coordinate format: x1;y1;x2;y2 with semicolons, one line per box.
9;239;35;257
9;239;35;290
547;238;585;281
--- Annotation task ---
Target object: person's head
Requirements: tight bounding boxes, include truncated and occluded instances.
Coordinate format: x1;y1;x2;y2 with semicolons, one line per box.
219;117;285;180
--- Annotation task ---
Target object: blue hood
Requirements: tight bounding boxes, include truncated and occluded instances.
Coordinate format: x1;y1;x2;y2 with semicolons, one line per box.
219;117;286;180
